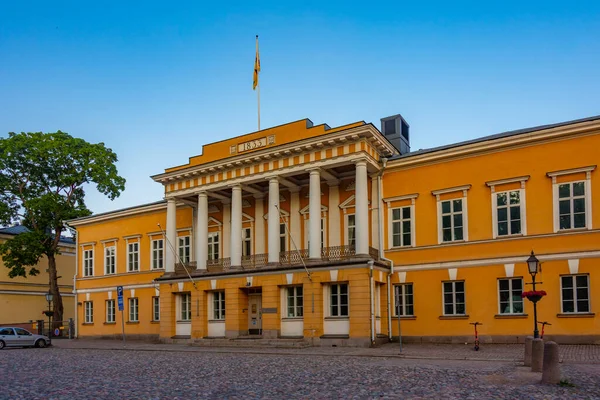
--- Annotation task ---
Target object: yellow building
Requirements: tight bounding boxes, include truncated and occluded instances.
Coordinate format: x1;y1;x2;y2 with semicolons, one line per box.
68;115;600;346
0;226;76;326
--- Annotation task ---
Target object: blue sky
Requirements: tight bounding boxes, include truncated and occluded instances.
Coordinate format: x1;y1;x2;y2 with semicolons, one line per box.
1;1;599;214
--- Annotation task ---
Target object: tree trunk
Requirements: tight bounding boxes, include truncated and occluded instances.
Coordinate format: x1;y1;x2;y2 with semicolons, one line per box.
47;254;64;327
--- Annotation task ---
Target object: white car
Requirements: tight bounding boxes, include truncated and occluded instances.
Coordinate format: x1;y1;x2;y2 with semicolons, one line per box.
0;327;50;349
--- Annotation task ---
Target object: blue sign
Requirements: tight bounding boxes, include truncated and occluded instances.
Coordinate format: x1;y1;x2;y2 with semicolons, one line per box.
117;286;124;311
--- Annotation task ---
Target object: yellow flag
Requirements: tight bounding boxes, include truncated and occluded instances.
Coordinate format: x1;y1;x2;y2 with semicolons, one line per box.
253;36;260;90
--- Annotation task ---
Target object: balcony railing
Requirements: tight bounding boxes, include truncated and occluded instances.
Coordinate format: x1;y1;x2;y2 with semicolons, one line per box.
175;246;387;274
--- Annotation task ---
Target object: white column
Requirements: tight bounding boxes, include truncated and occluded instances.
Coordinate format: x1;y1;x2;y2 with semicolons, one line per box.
328;184;340;247
254;195;265;254
355;160;369;255
290;189;301;250
309;169;321;259
166;198;177;272
268;178;280;263
222;201;231;258
196;192;208;270
230;185;242;267
370;175;379;251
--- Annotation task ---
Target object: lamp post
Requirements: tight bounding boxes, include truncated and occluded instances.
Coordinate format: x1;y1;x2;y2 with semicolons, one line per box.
45;291;53;345
526;251;540;339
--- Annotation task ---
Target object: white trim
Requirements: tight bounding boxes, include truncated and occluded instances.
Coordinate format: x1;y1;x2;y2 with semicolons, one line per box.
123;234;142;240
437;196;467;243
104;245;116;275
383;193;419;204
546;165;596;178
486;175;530;188
497;277;525;315
83;248;94;277
560;274;591;313
76;283;159;294
552;179;590;232
568;259;579;274
79;241;97;246
0;290;75;297
127;241;140;272
150;238;165;270
388;204;415;249
586;175;593;230
491;188;525;238
177;227;193;233
344;213;355;246
431;184;472;196
100;238;119;244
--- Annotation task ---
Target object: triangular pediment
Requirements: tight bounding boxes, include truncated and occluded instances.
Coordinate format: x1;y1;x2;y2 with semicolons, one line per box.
299;204;328;215
208;204;220;214
263;208;290;220
242;212;255;222
208;217;222;227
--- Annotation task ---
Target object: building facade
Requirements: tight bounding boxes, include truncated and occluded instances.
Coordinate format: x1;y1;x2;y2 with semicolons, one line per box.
0;226;75;326
68;115;600;345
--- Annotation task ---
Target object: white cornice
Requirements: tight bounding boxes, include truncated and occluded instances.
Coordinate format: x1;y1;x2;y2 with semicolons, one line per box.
546;165;596;178
485;175;530;187
431;185;472;196
100;238;118;244
383;193;419;204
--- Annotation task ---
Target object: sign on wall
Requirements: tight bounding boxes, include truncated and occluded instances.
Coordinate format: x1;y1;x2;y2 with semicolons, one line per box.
231;135;276;154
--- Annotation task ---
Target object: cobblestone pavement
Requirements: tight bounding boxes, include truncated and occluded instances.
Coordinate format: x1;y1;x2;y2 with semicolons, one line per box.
1;347;599;399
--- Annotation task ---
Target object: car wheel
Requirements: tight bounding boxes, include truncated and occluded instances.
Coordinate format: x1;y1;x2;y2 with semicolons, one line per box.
35;339;47;348
0;340;5;350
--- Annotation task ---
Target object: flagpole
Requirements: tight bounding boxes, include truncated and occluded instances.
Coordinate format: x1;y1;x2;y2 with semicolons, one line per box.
256;35;261;131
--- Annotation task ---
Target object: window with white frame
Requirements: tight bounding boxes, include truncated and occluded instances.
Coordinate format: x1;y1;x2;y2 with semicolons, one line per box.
498;278;524;314
329;283;349;317
212;291;225;320
83;249;94;277
304;218;325;249
346;214;356;247
496;191;522;236
242;228;252;257
128;242;139;272
286;286;303;318
180;293;191;321
208;232;220;260
129;297;139;322
441;199;464;242
151;239;164;269
558;181;587;230
394;284;414;316
106;300;115;323
443;281;465;315
104;246;116;275
178;236;191;264
152;297;160;321
561;275;590;313
84;301;93;323
279;223;287;252
391;207;412;247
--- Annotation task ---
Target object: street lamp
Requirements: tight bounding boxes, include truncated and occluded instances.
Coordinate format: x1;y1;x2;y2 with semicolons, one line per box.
526;251;540;338
45;291;53;345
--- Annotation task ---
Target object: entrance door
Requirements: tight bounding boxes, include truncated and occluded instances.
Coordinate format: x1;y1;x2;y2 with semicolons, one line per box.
248;294;262;335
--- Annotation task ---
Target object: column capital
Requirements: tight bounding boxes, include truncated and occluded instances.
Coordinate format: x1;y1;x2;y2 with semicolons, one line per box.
197;191;208;199
228;184;242;190
353;159;368;167
309;168;321;176
267;176;280;183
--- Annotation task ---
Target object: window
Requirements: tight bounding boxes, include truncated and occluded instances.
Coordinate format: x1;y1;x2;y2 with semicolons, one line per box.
558;182;587;230
346;214;356;247
279;223;287;252
151;239;164;269
242;228;252;257
443;281;465;315
129;298;139;322
152;297;160;321
394;284;414;316
330;284;349;317
498;278;524;314
391;207;412;247
83;249;94;277
84;301;93;323
441;199;464;242
128;242;139;272
106;300;115;323
212;291;225;320
286;286;303;318
496;191;522;236
208;232;219;260
178;236;191;263
304;218;326;249
104;246;116;275
180;293;191;321
561;275;590;313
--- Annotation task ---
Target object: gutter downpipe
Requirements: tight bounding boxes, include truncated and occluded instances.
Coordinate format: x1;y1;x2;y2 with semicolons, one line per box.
368;260;375;345
377;158;396;343
73;231;78;338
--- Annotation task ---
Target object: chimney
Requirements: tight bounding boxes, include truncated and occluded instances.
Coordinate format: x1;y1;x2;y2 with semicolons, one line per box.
380;114;410;155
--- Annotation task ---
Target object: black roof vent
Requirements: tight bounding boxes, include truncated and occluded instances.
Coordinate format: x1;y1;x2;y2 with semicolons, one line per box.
381;114;410;155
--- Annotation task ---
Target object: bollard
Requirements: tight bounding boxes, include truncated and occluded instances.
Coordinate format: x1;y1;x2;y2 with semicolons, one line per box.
524;336;533;367
531;338;544;372
541;341;561;384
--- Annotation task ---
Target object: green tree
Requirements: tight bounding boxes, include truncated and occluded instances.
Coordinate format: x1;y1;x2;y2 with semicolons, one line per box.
0;131;125;324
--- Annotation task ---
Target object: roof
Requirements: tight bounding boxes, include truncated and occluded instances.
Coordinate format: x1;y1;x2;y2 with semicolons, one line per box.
391;114;600;160
66;200;167;226
0;225;75;245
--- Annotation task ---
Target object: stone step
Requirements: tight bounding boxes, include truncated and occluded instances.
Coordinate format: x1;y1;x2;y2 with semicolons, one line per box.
191;338;311;349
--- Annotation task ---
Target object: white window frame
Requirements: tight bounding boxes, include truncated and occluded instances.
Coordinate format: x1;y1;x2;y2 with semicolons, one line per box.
487;177;528;238
389;206;413;248
104;246;116;275
383;194;418;249
345;214;356;247
179;293;192;321
328;283;349;317
83;249;94;277
393;284;414;316
127;242;139;272
303;217;327;249
128;297;139;322
279;223;287;252
285;286;303;318
433;185;470;244
242;228;252;257
497;278;524;314
442;281;466;316
151;238;164;269
152;297;160;321
106;299;115;323
178;235;191;264
560;274;591;314
208;232;220;260
84;301;93;323
548;166;595;232
211;291;225;320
